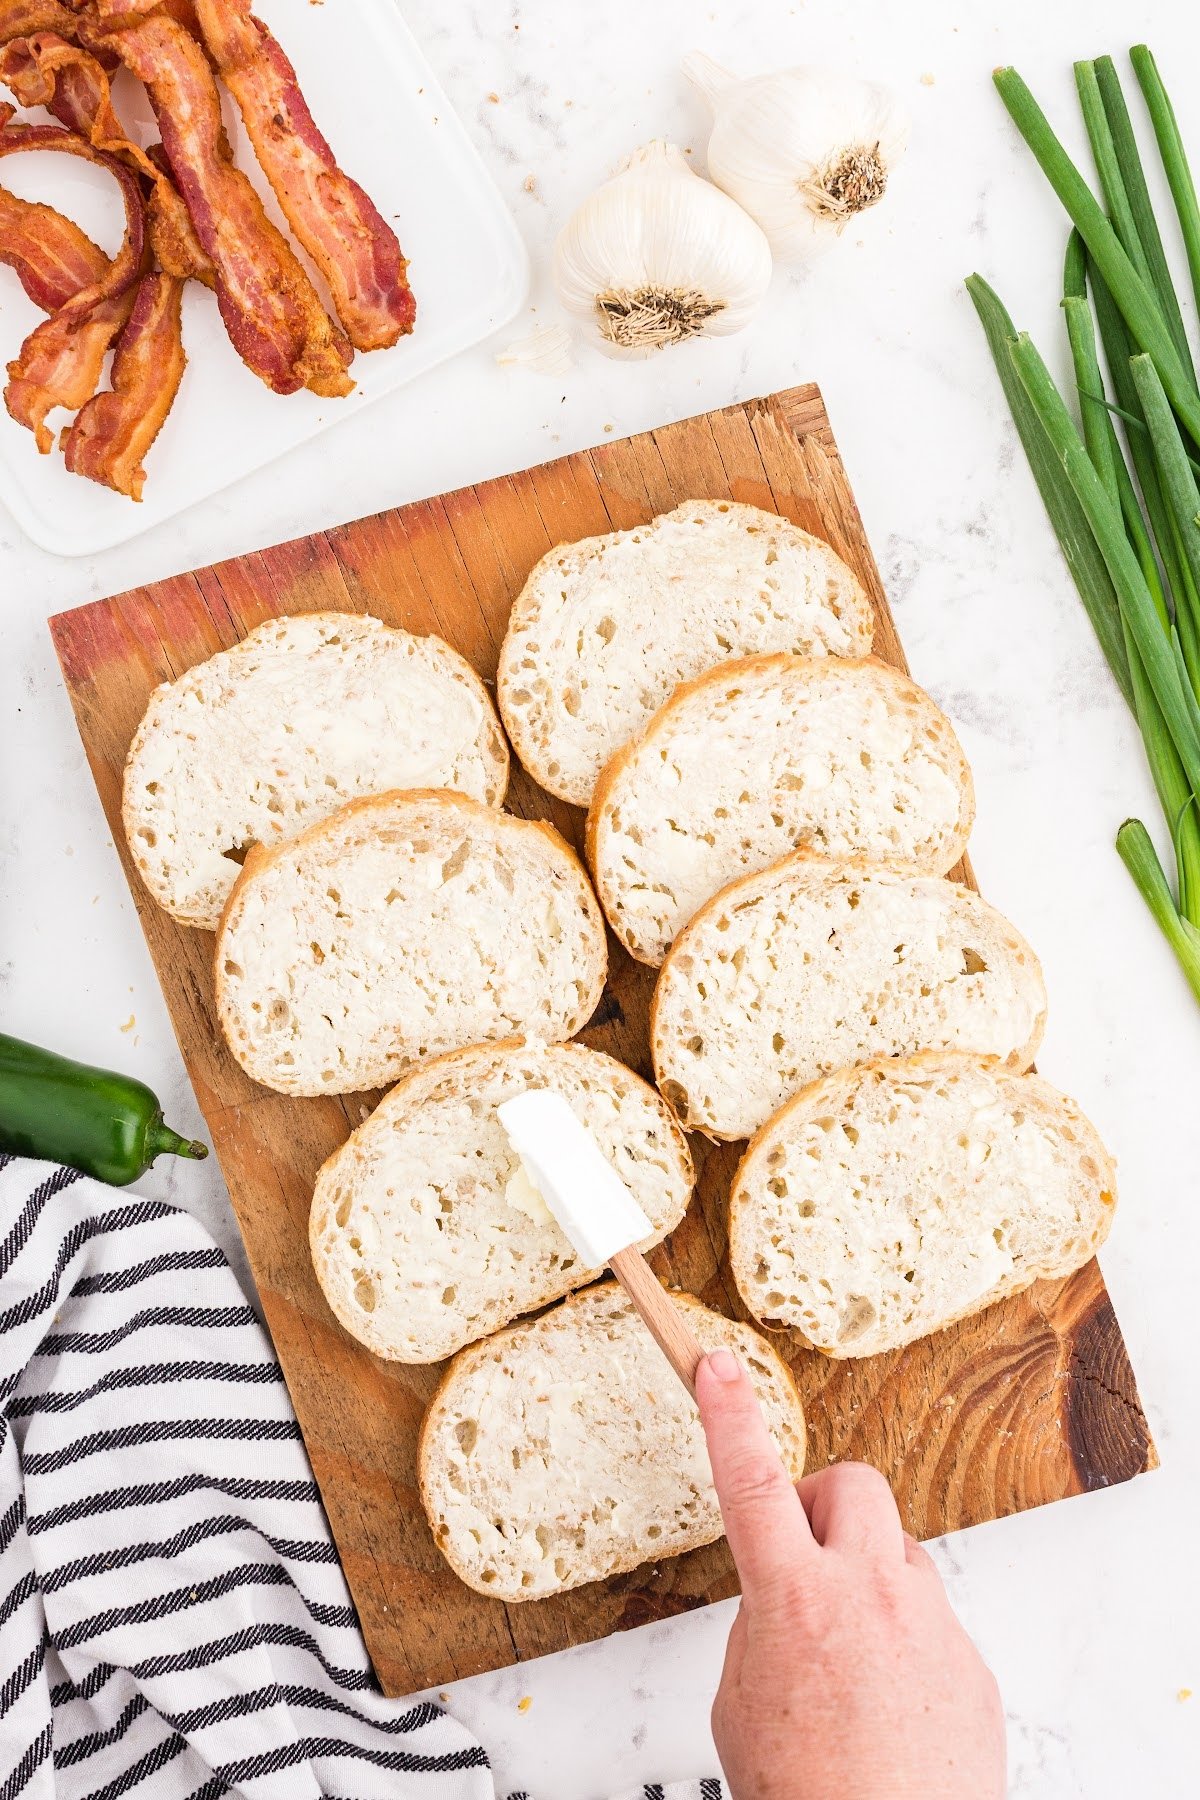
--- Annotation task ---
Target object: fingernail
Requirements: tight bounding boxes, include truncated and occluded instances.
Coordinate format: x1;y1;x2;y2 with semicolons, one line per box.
706;1347;741;1384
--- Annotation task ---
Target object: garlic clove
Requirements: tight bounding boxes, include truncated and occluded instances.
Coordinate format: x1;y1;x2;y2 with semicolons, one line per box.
553;138;773;357
495;321;576;376
684;54;909;263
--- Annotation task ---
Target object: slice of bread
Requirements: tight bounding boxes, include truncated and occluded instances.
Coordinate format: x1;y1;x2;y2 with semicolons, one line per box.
310;1038;694;1363
215;791;607;1096
729;1052;1116;1357
652;858;1046;1141
418;1279;806;1600
498;499;873;807
588;654;974;964
123;612;510;930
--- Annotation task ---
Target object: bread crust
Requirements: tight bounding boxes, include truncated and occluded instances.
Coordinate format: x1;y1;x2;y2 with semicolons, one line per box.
649;854;1047;1140
308;1036;694;1361
122;612;510;930
213;788;608;1095
727;1051;1115;1356
417;1277;807;1600
585;653;976;964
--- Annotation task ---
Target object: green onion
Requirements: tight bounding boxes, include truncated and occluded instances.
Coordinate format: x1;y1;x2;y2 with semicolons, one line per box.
993;66;1200;443
1117;819;1200;998
1008;331;1200;787
1130;353;1200;691
1093;56;1195;376
1075;61;1152;293
973;48;1200;1009
1063;231;1118;500
1089;260;1183;620
966;273;1131;703
1130;46;1200;327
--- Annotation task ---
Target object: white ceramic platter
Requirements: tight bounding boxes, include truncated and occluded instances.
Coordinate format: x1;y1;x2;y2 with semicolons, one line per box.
0;0;528;556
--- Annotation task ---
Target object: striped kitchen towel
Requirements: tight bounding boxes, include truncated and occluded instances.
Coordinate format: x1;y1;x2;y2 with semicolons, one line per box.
0;1154;725;1800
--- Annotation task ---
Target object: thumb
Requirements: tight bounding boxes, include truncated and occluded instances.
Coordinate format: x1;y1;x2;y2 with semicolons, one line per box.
695;1347;814;1602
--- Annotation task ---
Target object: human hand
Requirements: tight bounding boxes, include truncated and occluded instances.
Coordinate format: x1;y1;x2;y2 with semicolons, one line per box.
695;1348;1006;1800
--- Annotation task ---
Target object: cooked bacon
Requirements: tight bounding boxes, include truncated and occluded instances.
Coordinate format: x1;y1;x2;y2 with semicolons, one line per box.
0;112;144;314
0;0;86;45
0;180;107;310
192;0;413;350
62;269;184;498
0;30;214;283
79;0;199;27
145;166;212;284
7;287;133;448
0;26;109;133
81;9;354;396
0;109;147;446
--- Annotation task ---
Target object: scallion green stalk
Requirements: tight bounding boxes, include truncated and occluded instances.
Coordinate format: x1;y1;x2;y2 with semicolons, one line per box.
1129;353;1200;694
1093;55;1195;377
1009;330;1200;789
1117;818;1200;998
994;66;1200;443
1130;46;1200;328
973;48;1200;1009
966;274;1132;703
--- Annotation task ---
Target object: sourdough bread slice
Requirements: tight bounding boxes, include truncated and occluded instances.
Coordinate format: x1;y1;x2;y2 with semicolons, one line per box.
588;654;974;964
729;1053;1116;1357
123;612;510;930
310;1038;693;1362
498;499;873;807
651;858;1046;1141
215;791;607;1096
418;1279;806;1600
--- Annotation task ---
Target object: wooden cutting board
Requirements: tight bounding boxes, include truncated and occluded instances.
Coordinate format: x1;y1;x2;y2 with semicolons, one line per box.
50;385;1156;1696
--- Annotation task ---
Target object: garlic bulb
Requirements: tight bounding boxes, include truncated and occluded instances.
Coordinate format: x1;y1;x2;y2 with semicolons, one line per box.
553;139;772;357
684;53;909;262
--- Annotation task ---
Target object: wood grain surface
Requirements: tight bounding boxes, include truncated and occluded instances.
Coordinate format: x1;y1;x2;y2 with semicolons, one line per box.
49;385;1156;1696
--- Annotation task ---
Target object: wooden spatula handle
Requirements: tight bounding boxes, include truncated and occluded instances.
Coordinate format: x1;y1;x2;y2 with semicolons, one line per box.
608;1245;706;1399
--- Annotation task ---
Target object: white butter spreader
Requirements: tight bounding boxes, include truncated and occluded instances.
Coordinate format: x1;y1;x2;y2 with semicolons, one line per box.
497;1089;706;1397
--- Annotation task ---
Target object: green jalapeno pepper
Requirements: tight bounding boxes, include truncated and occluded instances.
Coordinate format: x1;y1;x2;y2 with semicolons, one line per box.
0;1031;208;1186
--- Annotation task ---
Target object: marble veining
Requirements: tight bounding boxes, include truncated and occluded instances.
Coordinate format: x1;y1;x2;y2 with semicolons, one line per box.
1;1;1197;1794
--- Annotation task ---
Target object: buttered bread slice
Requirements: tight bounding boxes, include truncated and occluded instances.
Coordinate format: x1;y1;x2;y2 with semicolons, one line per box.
652;858;1046;1141
419;1280;806;1600
310;1039;693;1362
588;654;974;964
730;1053;1116;1357
124;612;509;929
215;791;607;1096
498;499;873;807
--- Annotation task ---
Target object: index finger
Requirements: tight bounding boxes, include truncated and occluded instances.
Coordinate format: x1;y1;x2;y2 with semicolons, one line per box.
695;1347;815;1600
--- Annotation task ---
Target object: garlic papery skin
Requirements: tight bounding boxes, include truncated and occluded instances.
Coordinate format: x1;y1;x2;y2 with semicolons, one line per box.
683;53;909;263
495;322;575;376
553;139;773;358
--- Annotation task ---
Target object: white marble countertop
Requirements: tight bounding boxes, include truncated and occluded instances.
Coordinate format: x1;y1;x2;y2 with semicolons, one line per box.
2;0;1198;1793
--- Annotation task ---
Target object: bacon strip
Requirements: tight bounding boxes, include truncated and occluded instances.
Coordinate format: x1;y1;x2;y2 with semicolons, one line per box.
0;180;107;310
81;9;353;396
6;286;133;447
192;0;414;350
0;113;143;315
0;109;146;447
62;270;184;498
0;0;87;44
0;30;213;282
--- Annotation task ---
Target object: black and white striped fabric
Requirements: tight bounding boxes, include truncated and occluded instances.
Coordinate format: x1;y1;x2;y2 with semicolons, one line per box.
0;1155;726;1800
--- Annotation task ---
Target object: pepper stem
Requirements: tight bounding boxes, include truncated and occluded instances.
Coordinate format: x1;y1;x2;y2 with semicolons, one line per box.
146;1117;209;1164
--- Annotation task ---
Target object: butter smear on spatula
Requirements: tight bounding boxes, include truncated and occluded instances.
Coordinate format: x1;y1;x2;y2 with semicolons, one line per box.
497;1088;654;1267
